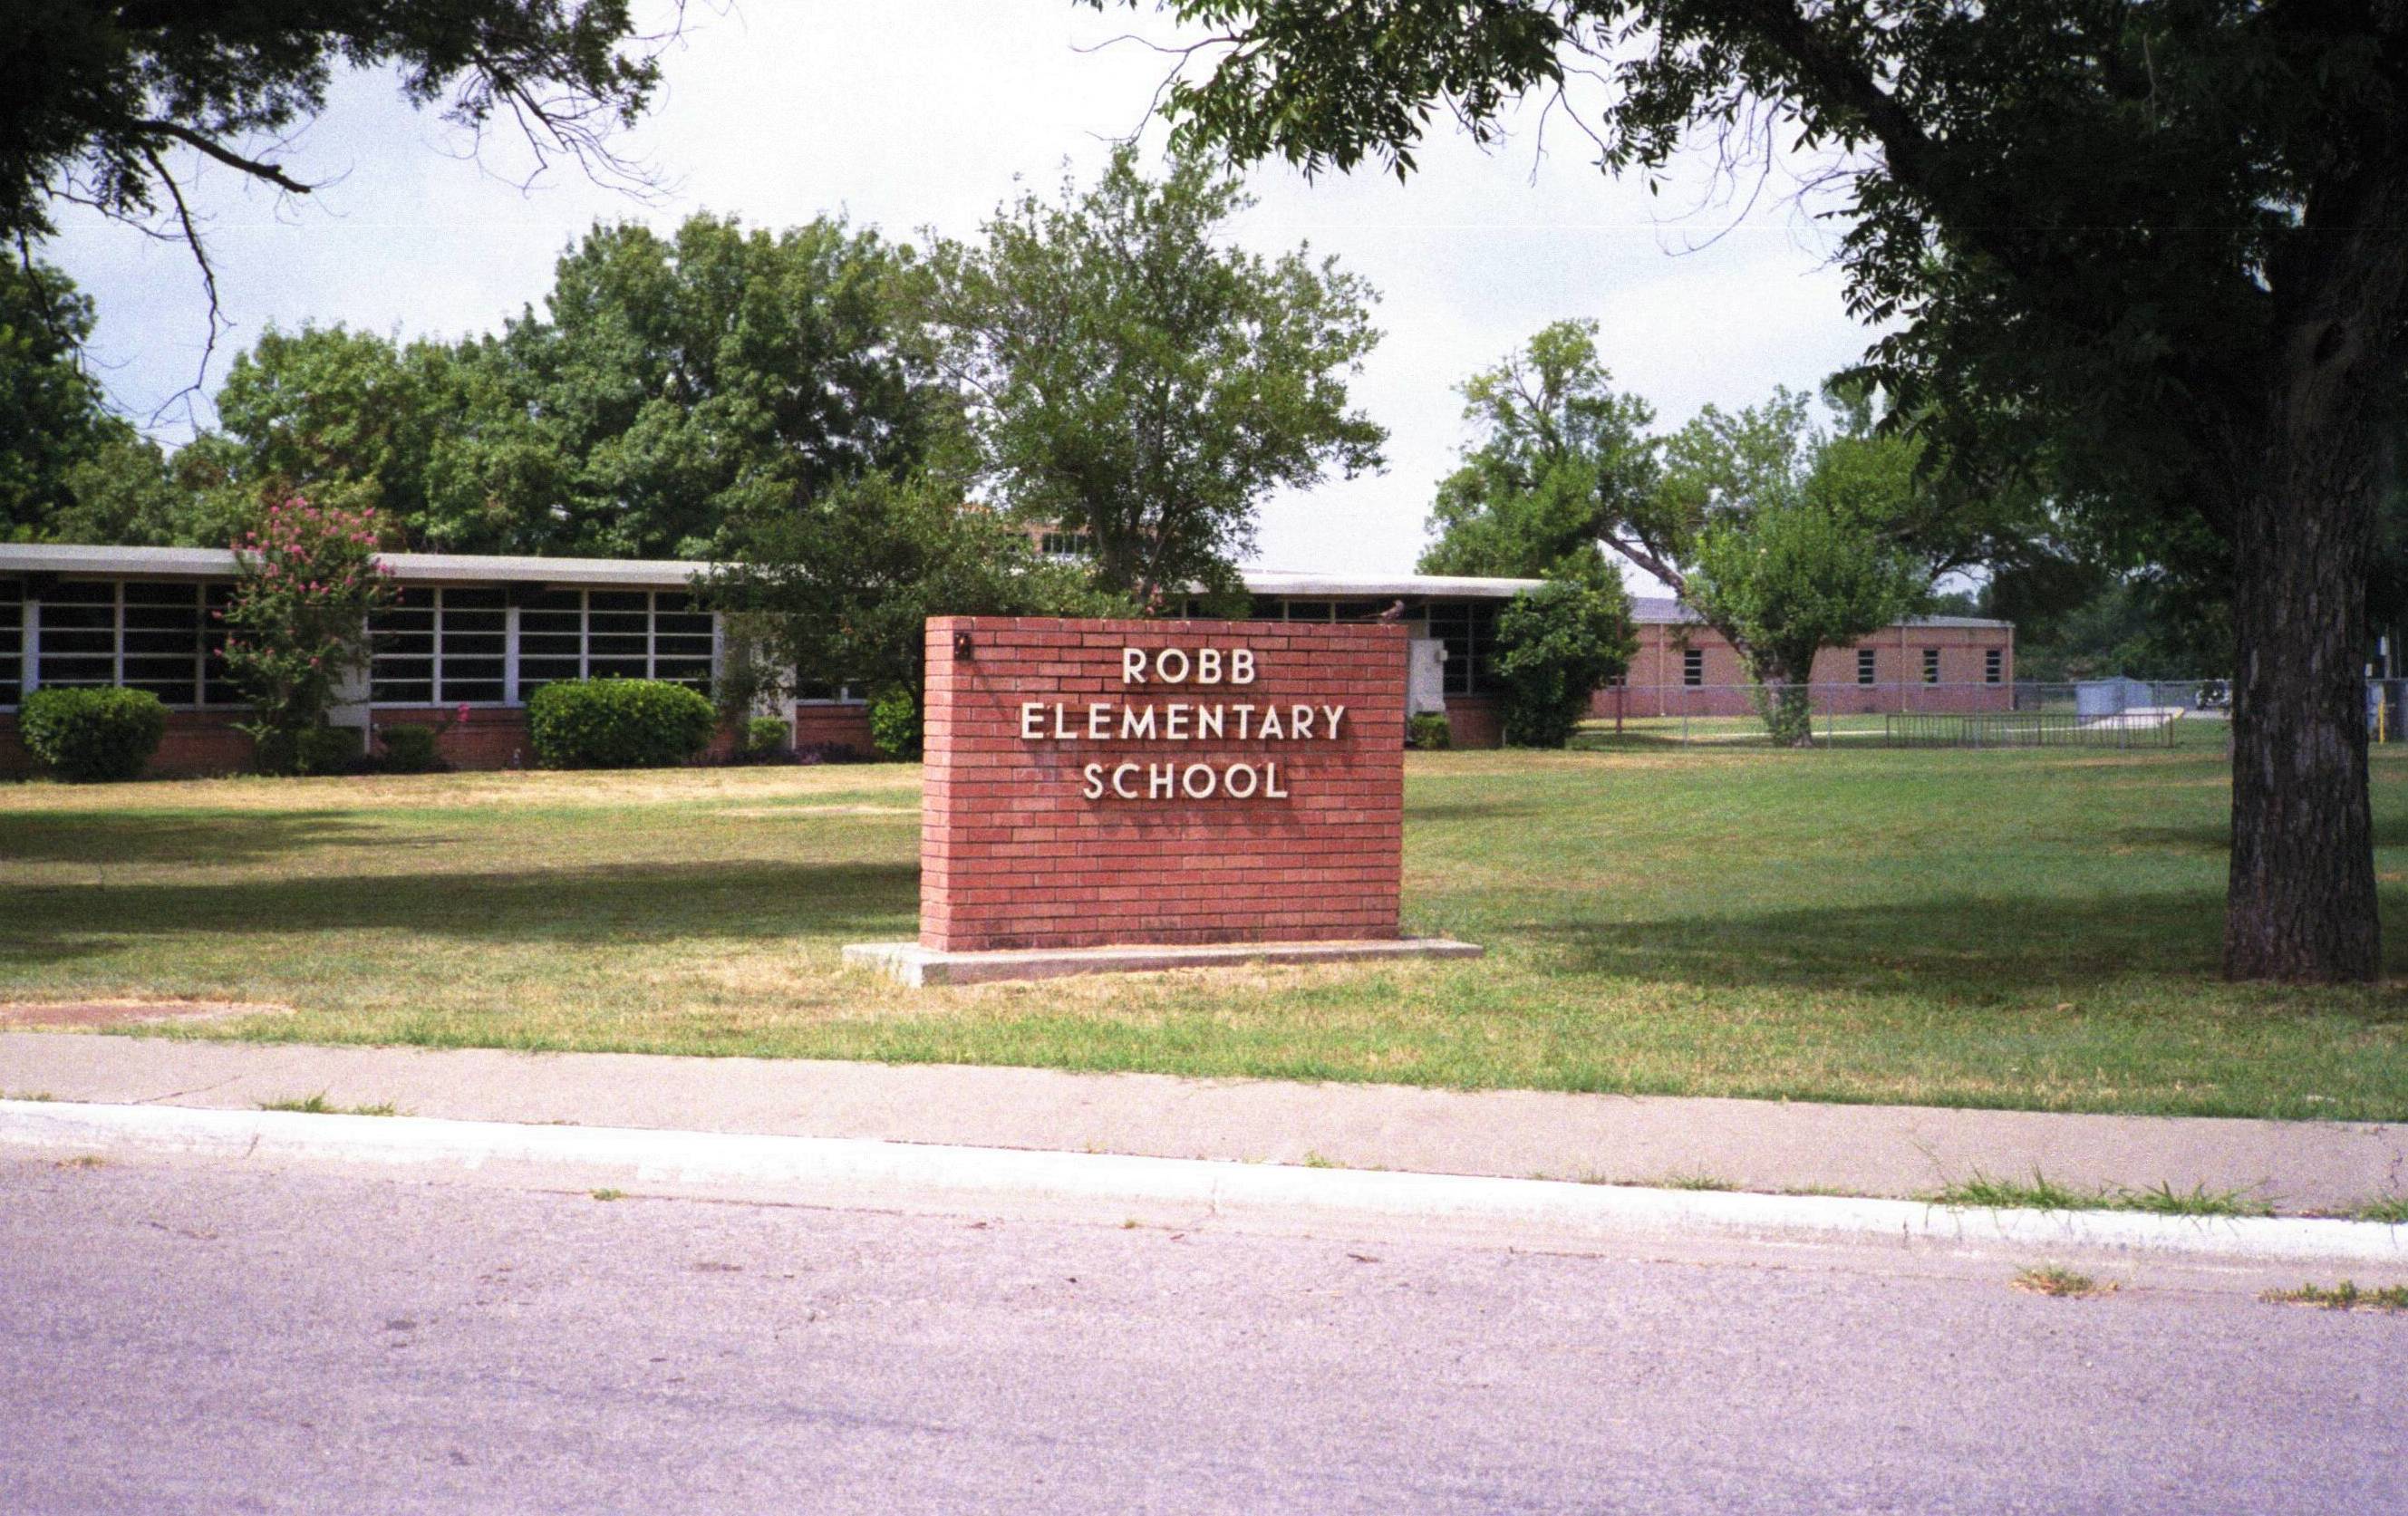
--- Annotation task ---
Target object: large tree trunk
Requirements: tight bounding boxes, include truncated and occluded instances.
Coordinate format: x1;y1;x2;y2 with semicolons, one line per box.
2222;333;2391;983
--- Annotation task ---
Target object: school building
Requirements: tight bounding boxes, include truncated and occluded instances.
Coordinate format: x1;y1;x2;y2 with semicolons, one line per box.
1597;595;2017;719
0;543;2012;777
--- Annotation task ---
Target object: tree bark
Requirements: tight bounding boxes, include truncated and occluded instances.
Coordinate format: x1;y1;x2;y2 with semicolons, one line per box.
2223;327;2393;982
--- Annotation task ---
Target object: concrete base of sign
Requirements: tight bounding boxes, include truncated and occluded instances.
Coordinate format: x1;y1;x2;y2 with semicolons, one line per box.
843;937;1484;988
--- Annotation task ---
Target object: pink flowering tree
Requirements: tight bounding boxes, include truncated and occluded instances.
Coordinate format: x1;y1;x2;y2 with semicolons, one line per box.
221;497;394;772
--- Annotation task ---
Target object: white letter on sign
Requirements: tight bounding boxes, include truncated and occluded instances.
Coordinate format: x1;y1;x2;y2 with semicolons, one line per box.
1123;648;1148;683
1082;763;1105;799
1155;647;1190;684
1230;649;1255;684
1196;648;1223;683
1020;702;1046;739
1112;763;1140;799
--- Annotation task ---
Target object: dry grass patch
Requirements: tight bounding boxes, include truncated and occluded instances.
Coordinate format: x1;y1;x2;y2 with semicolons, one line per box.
2012;1265;2118;1299
0;999;290;1029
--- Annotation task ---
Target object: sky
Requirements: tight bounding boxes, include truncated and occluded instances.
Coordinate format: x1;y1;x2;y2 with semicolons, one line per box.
46;0;1878;580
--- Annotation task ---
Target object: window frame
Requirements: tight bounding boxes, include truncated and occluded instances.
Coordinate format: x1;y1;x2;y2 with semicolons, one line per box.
1984;647;2004;685
24;578;237;710
1921;647;1942;685
1856;648;1877;687
1682;647;1706;688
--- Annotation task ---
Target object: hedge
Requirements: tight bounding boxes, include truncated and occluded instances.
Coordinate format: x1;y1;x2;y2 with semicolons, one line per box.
18;687;169;782
526;679;719;769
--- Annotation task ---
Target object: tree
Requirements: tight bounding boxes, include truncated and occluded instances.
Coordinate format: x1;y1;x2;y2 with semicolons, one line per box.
1417;319;1656;583
1657;390;1931;744
1423;322;1935;743
5;2;665;354
207;323;443;545
221;497;395;772
425;215;949;559
1494;576;1639;747
1108;0;2407;983
925;146;1386;604
0;259;111;539
701;473;1124;713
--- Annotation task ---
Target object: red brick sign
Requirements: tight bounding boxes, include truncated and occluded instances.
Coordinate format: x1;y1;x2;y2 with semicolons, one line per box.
920;616;1407;951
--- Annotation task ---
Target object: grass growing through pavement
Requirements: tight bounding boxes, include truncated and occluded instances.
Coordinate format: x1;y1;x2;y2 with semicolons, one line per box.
1929;1170;2273;1216
2;739;2406;1119
2260;1281;2408;1313
256;1093;401;1116
2011;1266;2117;1299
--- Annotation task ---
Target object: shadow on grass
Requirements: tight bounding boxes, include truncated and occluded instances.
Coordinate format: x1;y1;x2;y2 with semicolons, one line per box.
1521;889;2408;998
0;812;398;866
0;859;920;960
2116;816;2408;856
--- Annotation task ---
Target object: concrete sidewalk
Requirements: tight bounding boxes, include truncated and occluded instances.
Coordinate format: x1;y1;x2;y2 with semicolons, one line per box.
5;1030;2403;1213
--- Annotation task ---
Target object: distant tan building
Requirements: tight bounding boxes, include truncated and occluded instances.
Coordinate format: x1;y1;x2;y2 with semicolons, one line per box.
1596;596;2016;719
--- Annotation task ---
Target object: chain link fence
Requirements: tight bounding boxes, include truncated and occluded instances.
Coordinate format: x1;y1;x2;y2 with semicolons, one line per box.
1582;680;2229;748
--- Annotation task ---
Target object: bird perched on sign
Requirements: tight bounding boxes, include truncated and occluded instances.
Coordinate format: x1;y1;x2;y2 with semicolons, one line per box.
1378;599;1407;623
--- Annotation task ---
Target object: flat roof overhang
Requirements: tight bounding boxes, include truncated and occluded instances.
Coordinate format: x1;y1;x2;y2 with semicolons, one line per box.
0;543;1547;601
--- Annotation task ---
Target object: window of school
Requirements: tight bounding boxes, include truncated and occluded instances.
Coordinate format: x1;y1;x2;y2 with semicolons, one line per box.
1426;602;1500;695
1985;648;2004;684
1683;648;1705;687
1857;648;1877;686
515;589;713;695
369;587;509;704
0;580;20;707
30;580;237;707
1922;648;1941;684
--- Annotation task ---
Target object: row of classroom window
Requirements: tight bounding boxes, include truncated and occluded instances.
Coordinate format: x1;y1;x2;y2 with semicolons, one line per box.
0;581;717;709
1667;646;2005;687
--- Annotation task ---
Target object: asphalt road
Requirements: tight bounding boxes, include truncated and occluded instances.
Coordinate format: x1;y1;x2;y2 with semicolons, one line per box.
2;1154;2401;1515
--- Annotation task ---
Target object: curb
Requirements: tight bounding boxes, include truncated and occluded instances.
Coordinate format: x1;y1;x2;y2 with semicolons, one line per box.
6;1099;2403;1267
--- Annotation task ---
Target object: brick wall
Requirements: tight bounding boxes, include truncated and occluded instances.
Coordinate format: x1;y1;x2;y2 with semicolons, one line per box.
794;703;874;755
1592;623;2017;718
0;710;255;780
921;615;1407;951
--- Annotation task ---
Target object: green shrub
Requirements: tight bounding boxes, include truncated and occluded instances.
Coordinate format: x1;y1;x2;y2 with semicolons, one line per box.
254;724;363;777
527;679;719;769
744;715;789;759
18;687;169;782
868;687;921;760
374;724;444;774
1496;579;1639;748
1407;713;1452;750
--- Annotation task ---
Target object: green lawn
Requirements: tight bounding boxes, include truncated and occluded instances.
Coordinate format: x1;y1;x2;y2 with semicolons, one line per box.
3;744;2404;1120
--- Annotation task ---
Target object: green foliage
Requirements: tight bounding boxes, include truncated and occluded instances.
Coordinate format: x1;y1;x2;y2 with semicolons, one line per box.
220;497;393;759
868;689;922;762
421;215;948;558
1657;388;1930;745
1688;497;1927;747
1112;0;2408;979
1494;578;1638;748
17;687;167;782
706;471;1122;704
373;724;444;774
205;324;449;546
1418;320;1656;584
744;716;790;759
254;724;364;777
2;4;661;256
526;679;719;770
925;145;1384;602
1406;713;1452;751
0;260;115;541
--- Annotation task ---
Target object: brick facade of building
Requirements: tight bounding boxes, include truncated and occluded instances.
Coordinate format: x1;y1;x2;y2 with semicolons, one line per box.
919;615;1407;951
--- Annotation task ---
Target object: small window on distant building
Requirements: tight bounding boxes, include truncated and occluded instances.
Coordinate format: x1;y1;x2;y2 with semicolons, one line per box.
1857;648;1877;686
0;578;23;708
1922;648;1941;685
1985;648;2003;684
1683;648;1705;688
